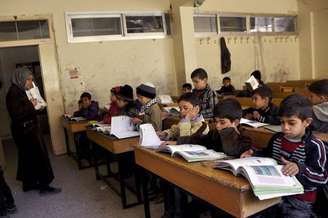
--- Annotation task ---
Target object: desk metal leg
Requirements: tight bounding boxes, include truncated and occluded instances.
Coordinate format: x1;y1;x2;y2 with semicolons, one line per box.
93;143;101;180
118;155;128;209
140;167;151;218
64;128;71;156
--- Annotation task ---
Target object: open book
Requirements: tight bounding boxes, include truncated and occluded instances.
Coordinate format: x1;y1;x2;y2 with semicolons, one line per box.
245;75;259;91
139;124;226;162
214;157;304;200
92;123;111;134
240;118;269;128
110;116;139;139
159;95;174;105
63;114;86;122
163;106;180;115
26;82;47;110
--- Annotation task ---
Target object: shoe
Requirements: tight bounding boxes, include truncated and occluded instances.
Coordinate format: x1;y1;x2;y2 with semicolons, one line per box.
39;186;62;195
6;204;17;214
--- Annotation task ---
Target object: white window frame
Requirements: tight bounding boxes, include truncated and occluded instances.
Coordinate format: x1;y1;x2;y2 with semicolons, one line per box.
65;12;123;43
193;14;218;37
123;12;167;39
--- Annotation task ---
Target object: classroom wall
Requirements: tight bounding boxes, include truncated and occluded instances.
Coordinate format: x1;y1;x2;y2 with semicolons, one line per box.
0;0;177;114
298;0;328;79
193;0;300;89
0;46;39;139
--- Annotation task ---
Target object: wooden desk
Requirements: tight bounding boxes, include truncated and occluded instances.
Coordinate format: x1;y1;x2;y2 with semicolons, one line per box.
241;126;328;149
62;117;90;169
235;97;283;108
87;129;141;209
135;147;280;218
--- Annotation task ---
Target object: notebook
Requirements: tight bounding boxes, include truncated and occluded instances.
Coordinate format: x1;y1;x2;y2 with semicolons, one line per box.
110;116;139;139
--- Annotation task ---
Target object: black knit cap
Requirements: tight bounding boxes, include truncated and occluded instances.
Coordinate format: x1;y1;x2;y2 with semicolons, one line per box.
117;84;134;101
136;83;156;99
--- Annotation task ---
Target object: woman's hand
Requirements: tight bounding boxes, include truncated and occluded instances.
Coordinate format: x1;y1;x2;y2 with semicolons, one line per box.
30;98;37;107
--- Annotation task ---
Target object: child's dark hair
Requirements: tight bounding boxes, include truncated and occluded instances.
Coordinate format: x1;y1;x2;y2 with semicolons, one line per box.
182;83;192;90
80;92;91;100
308;79;328;97
279;94;312;120
223;77;231;81
251;70;262;81
252;86;272;101
178;93;199;106
214;98;242;121
191;68;208;80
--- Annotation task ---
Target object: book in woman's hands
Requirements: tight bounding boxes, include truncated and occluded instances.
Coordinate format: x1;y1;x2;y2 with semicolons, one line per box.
214;157;304;200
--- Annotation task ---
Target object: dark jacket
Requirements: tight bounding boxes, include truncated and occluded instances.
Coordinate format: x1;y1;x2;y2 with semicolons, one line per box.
217;85;235;95
74;101;99;120
255;130;328;202
310;102;328;133
177;126;251;157
243;103;280;125
192;85;217;119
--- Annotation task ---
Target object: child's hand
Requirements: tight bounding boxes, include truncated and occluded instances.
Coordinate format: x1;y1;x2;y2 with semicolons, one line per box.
281;157;299;176
185;107;199;120
240;149;253;158
157;131;168;139
160;141;177;146
30;98;37;106
132;117;142;125
252;111;261;120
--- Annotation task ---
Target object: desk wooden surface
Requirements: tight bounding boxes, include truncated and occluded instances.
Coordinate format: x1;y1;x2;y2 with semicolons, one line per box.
135;147;280;218
241;126;328;149
86;129;139;154
62;117;89;133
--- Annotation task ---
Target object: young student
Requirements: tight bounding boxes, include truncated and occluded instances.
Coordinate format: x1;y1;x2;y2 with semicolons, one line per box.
73;92;99;120
243;86;280;125
133;83;162;131
182;83;192;94
158;92;209;144
241;94;328;218
217;76;235;95
115;84;137;117
168;99;252;218
178;98;252;157
308;79;328;133
102;86;121;124
191;68;217;119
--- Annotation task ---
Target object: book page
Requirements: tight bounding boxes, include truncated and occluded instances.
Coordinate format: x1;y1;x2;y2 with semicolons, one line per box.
167;144;207;156
139;124;161;148
264;125;282;133
177;150;227;162
159;95;173;105
245;75;259;90
111;116;139;138
240;118;269;128
216;157;277;173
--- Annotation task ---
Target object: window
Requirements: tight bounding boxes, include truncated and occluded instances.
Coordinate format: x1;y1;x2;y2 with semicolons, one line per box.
193;14;217;34
273;16;296;32
66;12;170;42
250;16;273;32
0;20;50;42
124;14;166;36
219;16;246;32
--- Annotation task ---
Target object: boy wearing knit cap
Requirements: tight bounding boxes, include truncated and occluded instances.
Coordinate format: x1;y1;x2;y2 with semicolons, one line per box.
134;83;162;131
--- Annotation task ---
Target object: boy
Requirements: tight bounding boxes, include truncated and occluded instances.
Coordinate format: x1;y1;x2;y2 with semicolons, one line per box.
191;68;217;119
158;92;209;144
242;94;328;218
243;86;280;125
178;98;252;157
133;83;162;131
182;83;192;94
102;86;121;124
115;84;137;117
217;77;235;95
308;79;328;133
168;99;252;218
73;92;99;120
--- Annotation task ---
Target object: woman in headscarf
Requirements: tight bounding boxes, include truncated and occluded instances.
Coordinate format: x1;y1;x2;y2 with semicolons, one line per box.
6;66;61;195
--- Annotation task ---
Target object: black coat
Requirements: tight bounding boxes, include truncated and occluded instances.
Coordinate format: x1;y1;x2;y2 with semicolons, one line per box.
6;84;54;185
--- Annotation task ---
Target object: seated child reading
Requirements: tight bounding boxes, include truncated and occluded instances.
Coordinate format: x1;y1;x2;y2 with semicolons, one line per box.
73;92;99;120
